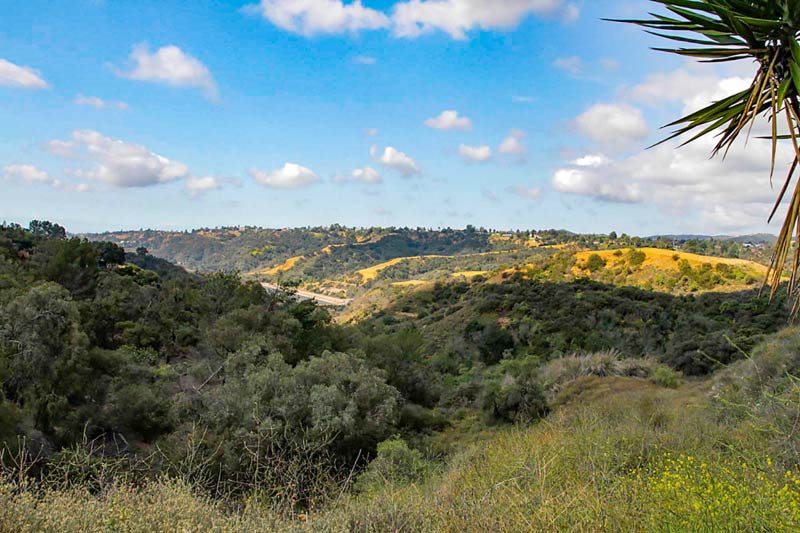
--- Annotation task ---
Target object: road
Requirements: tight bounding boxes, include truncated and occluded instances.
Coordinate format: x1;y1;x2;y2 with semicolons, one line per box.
261;283;352;307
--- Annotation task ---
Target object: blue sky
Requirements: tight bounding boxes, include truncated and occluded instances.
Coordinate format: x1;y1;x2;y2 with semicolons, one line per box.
0;0;783;235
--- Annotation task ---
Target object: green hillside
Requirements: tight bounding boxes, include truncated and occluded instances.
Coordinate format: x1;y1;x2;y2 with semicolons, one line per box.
2;221;798;531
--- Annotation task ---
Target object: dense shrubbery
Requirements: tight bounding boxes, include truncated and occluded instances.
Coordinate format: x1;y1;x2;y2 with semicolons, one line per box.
366;272;787;377
0;222;440;505
0;221;795;526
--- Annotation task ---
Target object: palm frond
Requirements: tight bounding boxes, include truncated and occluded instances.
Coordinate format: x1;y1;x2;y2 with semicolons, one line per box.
617;0;800;315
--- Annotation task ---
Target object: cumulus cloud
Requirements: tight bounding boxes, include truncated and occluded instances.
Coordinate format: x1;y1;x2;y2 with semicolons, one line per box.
0;58;48;89
507;184;541;199
552;166;641;203
118;44;217;99
371;145;421;176
392;0;572;39
551;130;795;231
250;162;321;188
629;67;752;118
553;55;581;75
573;153;611;167
2;164;52;183
498;128;527;158
244;0;390;36
74;94;129;110
458;143;492;162
185;176;222;195
424;110;472;131
3;164;90;192
335;166;383;183
573;103;649;143
49;130;190;188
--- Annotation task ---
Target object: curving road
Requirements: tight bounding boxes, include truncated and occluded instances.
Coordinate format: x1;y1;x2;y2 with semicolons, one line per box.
261;283;352;307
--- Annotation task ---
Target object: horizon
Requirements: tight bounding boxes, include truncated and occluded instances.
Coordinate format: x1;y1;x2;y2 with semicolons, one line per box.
1;0;788;235
5;219;776;241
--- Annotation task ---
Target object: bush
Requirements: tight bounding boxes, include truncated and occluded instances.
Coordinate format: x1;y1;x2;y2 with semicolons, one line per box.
650;365;681;388
357;437;430;492
585;253;607;273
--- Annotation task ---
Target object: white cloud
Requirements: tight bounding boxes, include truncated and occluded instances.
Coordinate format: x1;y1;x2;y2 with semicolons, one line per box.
353;55;377;65
507;184;541;199
118;44;217;99
45;139;78;158
74;94;129;110
250;162;321;188
424;110;472;131
392;0;569;39
351;166;382;183
458;143;492;162
51;130;190;188
553;55;581;75
335;165;383;183
552;166;641;203
2;164;52;183
245;0;390;36
0;58;48;89
552;129;796;231
498;128;527;157
364;127;379;137
573;103;649;143
574;153;610;167
371;145;421;176
3;164;90;192
627;67;754;122
185;176;222;194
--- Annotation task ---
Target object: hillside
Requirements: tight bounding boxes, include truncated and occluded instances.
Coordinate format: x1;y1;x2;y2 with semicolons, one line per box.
2;221;798;531
85;228;775;299
569;247;769;293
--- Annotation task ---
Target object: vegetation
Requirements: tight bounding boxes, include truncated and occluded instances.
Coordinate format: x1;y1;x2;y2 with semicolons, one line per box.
619;0;800;307
2;220;799;530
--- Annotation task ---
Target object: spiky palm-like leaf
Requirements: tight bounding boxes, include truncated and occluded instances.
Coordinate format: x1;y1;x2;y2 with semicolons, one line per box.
615;0;800;312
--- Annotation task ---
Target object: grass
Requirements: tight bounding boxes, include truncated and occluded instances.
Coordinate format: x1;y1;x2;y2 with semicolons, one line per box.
450;271;488;278
3;372;798;531
574;247;768;274
5;330;800;531
260;255;305;276
357;251;518;283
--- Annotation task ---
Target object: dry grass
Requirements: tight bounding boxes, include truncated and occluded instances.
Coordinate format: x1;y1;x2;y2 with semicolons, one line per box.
261;255;305;276
574;247;768;274
391;280;430;287
451;271;488;278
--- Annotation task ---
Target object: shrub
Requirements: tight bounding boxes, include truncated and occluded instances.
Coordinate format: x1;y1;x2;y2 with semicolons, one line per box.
650;365;682;389
585;253;607;273
357;437;430;492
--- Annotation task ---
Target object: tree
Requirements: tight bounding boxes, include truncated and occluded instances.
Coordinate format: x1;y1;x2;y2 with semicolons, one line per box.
618;1;800;310
28;220;66;240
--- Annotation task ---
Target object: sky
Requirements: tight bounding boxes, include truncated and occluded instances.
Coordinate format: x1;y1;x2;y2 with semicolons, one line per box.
0;0;787;235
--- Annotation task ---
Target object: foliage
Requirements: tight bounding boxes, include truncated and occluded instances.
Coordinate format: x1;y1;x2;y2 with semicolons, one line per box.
619;1;800;309
356;437;430;492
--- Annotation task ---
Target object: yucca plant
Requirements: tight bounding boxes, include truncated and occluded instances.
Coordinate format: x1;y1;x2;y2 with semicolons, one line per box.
616;1;800;312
